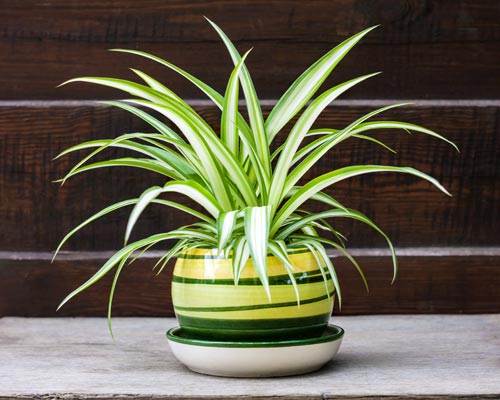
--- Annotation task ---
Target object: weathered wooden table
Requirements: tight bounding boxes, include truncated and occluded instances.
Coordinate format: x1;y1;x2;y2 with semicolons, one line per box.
1;315;499;399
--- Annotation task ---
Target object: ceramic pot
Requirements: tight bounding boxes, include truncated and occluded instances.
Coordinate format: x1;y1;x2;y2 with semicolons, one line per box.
172;248;334;341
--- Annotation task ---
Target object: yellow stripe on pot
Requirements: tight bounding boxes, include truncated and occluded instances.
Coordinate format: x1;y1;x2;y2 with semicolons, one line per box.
174;249;319;280
174;296;334;320
172;280;334;309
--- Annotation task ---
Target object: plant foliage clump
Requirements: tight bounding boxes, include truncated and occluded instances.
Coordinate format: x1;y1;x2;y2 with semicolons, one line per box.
55;20;457;321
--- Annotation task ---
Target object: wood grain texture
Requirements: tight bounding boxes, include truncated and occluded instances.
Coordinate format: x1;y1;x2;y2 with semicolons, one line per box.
0;397;496;400
2;397;495;400
1;315;500;397
1;0;499;99
4;0;499;44
2;249;499;316
0;103;497;251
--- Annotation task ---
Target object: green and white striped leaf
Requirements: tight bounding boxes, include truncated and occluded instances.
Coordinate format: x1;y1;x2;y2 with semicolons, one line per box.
274;129;397;162
57;232;179;311
101;101;182;141
272;165;452;237
296;238;341;306
268;73;380;215
53;196;213;263
244;206;272;300
221;50;252;156
124;186;164;244
301;233;368;292
59;158;179;183
53;198;138;261
285;187;348;213
56;134;198;183
351;134;397;153
60;77;173;105
107;255;129;338
207;18;271;180
127;99;258;208
232;236;250;285
290;129;395;164
154;239;189;275
300;241;334;301
217;210;238;252
64;77;232;202
311;242;342;307
164;227;218;244
351;121;460;152
276;209;350;240
127;242;158;266
268;240;300;304
282;102;409;198
110;49;254;137
286;209;347;247
265;26;378;140
110;48;225;107
292;207;397;282
130;68;185;104
162;180;222;219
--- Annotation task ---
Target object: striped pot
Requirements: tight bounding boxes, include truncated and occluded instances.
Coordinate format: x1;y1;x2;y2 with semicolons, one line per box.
172;248;335;341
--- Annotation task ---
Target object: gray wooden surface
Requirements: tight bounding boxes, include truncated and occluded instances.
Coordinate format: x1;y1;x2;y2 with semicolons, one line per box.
1;315;499;399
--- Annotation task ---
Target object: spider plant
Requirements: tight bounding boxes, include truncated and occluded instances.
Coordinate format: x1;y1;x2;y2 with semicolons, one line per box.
55;19;457;325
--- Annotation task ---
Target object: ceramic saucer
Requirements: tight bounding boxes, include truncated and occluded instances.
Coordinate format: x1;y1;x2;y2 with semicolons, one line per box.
166;324;344;377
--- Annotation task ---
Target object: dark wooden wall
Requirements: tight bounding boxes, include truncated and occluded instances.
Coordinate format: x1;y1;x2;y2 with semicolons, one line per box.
1;0;499;316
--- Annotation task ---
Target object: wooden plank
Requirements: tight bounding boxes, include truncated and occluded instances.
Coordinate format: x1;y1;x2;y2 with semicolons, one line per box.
0;103;498;251
1;315;499;397
3;0;498;44
1;0;499;99
2;40;498;101
1;249;499;316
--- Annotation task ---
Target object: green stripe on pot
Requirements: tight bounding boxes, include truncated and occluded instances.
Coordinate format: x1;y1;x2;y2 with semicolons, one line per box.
174;291;334;312
172;280;335;309
176;313;331;329
172;269;331;285
174;314;333;341
177;247;310;259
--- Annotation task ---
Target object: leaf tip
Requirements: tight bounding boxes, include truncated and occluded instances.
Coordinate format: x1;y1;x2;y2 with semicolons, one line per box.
204;16;215;25
439;184;453;197
56;79;72;88
365;24;381;33
56;298;67;312
107;319;115;340
355;24;380;40
265;289;272;303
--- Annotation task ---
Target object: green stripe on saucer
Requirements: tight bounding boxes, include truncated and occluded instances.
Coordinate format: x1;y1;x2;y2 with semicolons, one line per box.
166;323;344;347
